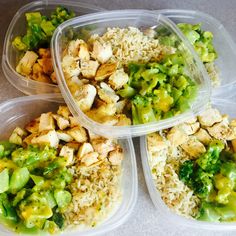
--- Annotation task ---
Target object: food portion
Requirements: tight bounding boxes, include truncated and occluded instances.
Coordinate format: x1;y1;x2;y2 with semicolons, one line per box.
13;6;75;84
0;106;123;234
147;108;236;222
62;26;199;126
177;23;219;86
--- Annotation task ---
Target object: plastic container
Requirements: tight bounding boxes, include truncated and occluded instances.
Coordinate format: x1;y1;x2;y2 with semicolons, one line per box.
52;10;211;139
0;94;138;236
155;9;236;98
140;98;236;230
2;0;104;95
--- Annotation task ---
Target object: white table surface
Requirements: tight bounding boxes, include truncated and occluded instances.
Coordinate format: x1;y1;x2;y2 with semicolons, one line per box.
1;0;236;235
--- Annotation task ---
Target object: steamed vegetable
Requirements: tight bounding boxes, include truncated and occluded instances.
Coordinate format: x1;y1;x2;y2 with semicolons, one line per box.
12;6;75;51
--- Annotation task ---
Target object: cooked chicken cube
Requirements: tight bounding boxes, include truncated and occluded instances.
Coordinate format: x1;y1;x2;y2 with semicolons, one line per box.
115;100;127;114
56;130;73;142
92;41;112;64
147;133;167;153
80;60;99;79
167;127;189;147
80;152;99;167
95;63;117;81
38;48;51;58
9;132;22;145
12;127;27;137
207;122;236;140
23;133;37;145
74;84;96;112
52;114;70;130
62;55;80;78
78;43;90;61
65;141;81;150
39;112;55;132
108;69;129;90
87;130;101;141
77;142;94;159
177;122;200;135
69;116;80;128
108;148;123;165
38;58;54;75
116;115;131;126
91;138;116;157
57;106;71;119
194;128;212;145
185;116;197;124
59;146;74;166
25;118;39;133
198;108;222;126
67;126;87;143
181;137;206;158
32;72;52;83
32;63;43;74
101;116;119;126
98;82;119;104
31;130;59;148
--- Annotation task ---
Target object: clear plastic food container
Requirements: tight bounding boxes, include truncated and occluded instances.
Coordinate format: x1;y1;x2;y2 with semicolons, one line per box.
156;9;236;98
0;94;138;236
2;0;104;95
140;98;236;230
51;10;211;139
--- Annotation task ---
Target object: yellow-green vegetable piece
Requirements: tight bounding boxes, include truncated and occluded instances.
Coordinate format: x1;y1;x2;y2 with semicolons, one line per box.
0;169;9;193
54;190;71;209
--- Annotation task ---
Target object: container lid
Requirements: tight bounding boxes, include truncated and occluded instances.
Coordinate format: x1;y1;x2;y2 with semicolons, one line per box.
52;9;211;139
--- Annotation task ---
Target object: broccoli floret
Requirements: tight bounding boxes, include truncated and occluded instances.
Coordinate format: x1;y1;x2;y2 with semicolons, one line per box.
131;95;156;124
179;160;194;186
51;6;75;27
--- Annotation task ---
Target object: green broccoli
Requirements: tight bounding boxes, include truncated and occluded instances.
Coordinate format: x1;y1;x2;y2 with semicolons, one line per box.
179;160;194;186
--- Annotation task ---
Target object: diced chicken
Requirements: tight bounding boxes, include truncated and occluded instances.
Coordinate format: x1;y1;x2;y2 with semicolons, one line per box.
98;82;119;104
31;130;59;148
25;118;39;133
147;133;167;153
59;146;74;166
115;100;127;114
80;60;99;79
207;122;236;140
198;108;222;127
91;138;116;157
108;69;129;90
78;43;90;61
108;148;124;165
87;130;101;141
38;58;54;75
177;122;200;135
185;116;197;124
65;142;81;151
38;48;51;58
167;127;189;147
52;114;70;130
9;132;22;145
23;133;38;145
92;41;112;64
95;63;117;81
62;55;80;78
57;106;71;119
77;143;94;159
12;127;27;137
74;84;96;112
69;116;80;128
67;126;87;143
16;51;38;76
181;137;206;158
32;63;43;74
101;116;119;126
194;128;212;145
39;112;55;132
231;139;236;153
56;131;73;142
32;72;52;83
230;119;236;127
116;115;131;126
80;152;99;167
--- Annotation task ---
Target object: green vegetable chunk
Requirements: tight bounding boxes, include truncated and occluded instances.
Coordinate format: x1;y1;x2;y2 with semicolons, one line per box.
54;190;72;209
0;169;9;193
9;167;30;194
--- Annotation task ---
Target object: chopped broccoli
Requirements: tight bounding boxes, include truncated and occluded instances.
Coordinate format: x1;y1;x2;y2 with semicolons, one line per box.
179;160;194;186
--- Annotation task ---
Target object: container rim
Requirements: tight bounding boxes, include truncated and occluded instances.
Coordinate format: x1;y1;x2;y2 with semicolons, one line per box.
0;93;138;236
2;0;104;95
51;9;211;139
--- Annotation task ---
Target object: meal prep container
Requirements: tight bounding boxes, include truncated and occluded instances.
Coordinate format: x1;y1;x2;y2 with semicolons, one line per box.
0;94;138;236
156;9;236;98
52;10;211;139
140;98;236;230
2;0;104;95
